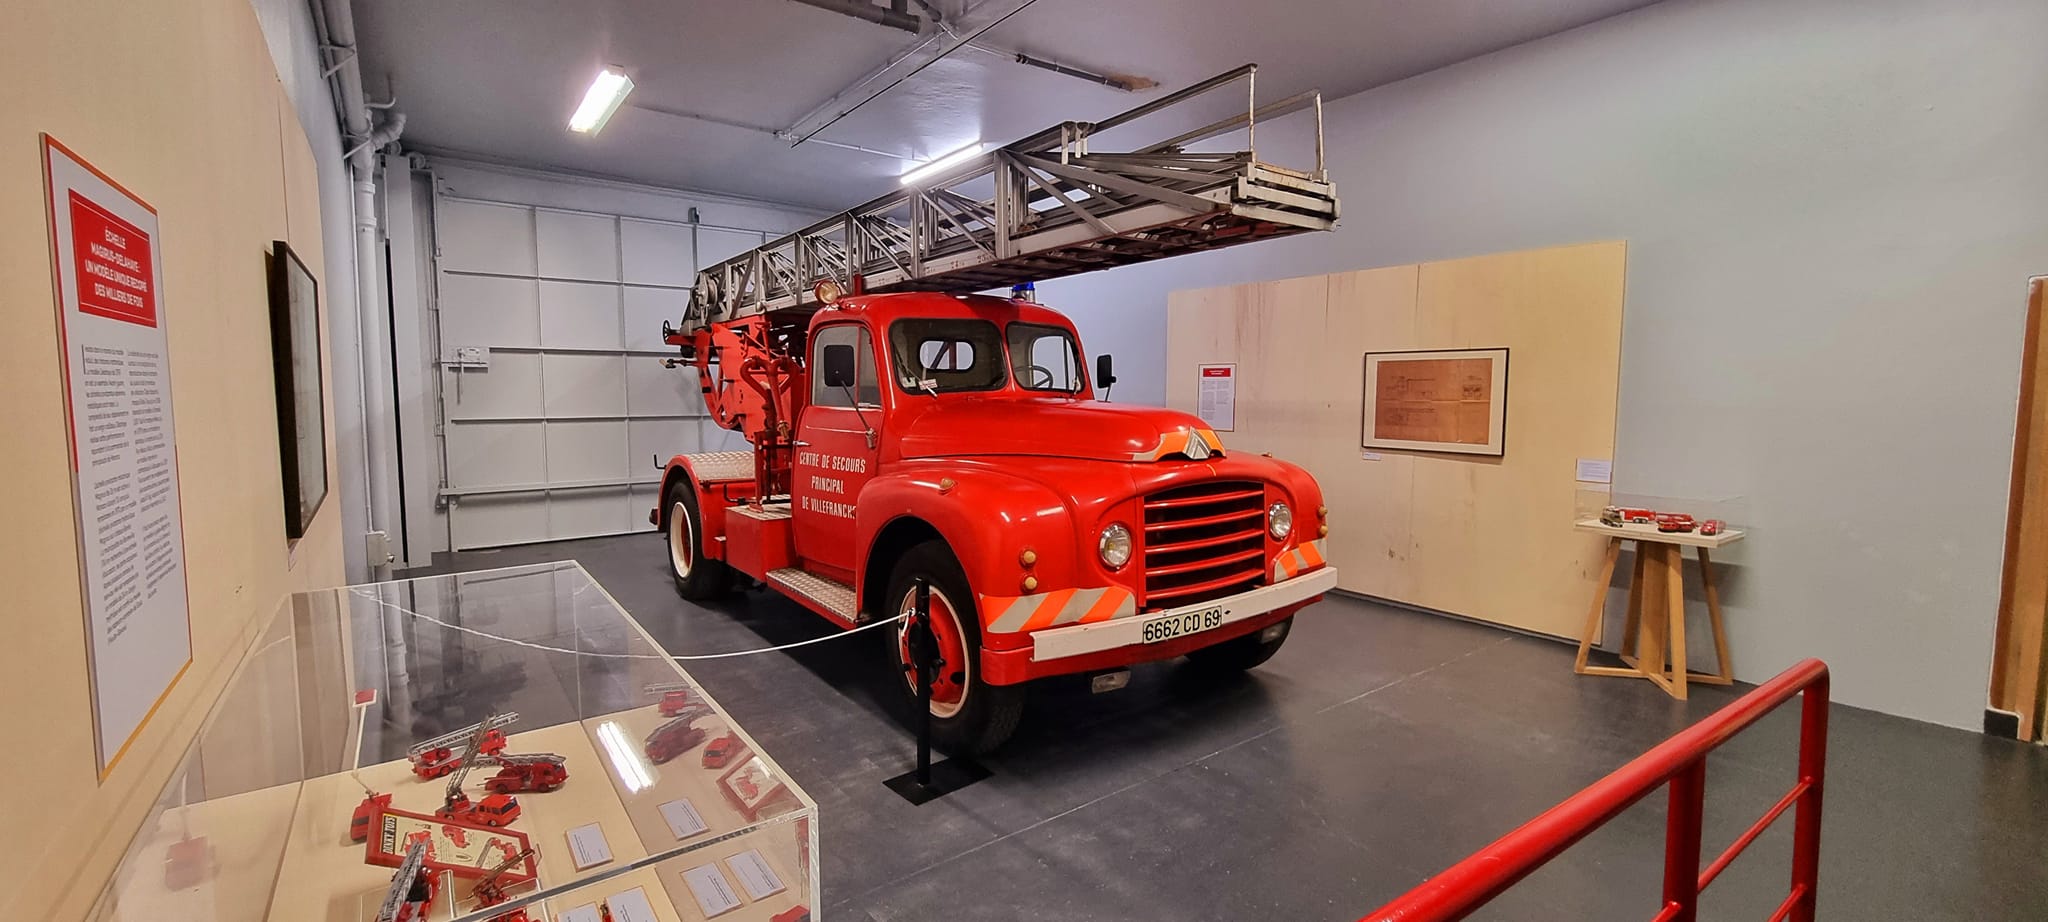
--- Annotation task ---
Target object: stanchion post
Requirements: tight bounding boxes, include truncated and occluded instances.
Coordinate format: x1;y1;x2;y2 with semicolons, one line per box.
913;576;933;788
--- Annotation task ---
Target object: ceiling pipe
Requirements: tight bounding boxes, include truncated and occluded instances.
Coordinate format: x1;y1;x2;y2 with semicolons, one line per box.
312;0;405;579
787;0;926;32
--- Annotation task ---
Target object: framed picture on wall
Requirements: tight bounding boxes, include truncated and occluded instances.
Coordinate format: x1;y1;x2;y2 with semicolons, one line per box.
1362;348;1509;456
267;240;327;540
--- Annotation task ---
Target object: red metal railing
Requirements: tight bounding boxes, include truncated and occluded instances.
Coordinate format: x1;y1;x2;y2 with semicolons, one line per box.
1361;658;1829;922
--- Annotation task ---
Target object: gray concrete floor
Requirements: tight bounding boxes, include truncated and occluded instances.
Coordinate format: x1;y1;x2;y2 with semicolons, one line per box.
407;533;2048;920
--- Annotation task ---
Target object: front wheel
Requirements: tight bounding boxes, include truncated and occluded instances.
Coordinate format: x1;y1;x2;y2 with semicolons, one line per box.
1184;616;1293;673
666;480;733;600
886;541;1025;756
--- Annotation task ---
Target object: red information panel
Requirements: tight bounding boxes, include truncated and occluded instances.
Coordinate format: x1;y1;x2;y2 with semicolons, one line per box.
68;189;157;326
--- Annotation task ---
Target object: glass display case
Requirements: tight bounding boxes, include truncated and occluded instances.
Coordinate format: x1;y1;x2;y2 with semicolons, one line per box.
89;562;818;922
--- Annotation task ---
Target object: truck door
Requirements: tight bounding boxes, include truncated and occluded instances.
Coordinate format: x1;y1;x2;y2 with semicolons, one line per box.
793;322;882;578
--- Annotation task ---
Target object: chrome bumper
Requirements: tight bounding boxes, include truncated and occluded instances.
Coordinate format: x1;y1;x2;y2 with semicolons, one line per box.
1029;567;1339;662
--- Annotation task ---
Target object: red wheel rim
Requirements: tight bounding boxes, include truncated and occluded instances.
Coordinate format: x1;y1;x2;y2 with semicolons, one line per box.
898;585;971;718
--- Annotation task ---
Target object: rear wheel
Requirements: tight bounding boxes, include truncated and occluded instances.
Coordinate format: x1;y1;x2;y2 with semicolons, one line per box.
1184;616;1293;673
666;479;733;600
886;541;1025;756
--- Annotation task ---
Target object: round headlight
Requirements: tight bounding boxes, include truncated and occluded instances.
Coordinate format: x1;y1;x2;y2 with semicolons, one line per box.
1268;502;1293;539
1098;523;1133;570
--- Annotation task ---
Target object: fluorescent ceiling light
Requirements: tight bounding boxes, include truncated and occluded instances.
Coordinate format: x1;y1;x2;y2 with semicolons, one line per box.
569;68;634;134
900;140;986;186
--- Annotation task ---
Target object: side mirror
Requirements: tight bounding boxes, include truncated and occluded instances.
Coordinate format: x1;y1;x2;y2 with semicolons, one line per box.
821;343;857;389
1095;354;1117;389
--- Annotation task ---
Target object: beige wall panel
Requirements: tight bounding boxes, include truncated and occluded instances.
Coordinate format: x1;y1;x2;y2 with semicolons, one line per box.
0;3;345;916
1167;243;1623;638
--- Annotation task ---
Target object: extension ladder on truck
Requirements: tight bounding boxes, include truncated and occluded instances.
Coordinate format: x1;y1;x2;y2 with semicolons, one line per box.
674;64;1337;332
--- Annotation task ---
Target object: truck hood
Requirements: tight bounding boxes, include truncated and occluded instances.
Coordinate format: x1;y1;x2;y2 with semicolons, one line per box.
896;398;1226;463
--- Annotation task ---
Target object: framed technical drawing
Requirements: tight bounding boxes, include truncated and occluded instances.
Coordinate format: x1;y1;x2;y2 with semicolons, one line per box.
266;239;327;539
1362;348;1509;456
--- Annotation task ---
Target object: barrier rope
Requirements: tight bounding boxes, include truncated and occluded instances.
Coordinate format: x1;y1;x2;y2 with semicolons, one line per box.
345;587;909;662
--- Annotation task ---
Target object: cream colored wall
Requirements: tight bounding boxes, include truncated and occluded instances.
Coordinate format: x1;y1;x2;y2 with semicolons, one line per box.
0;1;346;918
1167;242;1625;638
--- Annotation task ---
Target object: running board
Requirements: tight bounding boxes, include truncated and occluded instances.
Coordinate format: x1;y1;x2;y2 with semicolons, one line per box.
767;568;859;627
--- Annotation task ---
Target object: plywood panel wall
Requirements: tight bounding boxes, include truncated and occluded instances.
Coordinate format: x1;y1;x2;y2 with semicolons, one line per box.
0;1;345;916
1167;242;1625;637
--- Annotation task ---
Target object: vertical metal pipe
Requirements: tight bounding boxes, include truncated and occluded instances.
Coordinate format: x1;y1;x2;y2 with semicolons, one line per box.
1662;760;1706;922
1789;681;1830;922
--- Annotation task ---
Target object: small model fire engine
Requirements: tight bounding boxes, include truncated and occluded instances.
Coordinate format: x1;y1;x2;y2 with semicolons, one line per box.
770;907;811;922
408;712;519;780
1656;513;1696;534
376;839;436;922
435;719;522;828
470;847;537;922
644;716;706;764
481;752;569;795
1699;519;1724;537
352;791;395;842
646;682;706;718
701;732;742;769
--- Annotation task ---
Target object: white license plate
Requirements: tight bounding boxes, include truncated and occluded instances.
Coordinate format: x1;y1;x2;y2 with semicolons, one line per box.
1140;606;1225;644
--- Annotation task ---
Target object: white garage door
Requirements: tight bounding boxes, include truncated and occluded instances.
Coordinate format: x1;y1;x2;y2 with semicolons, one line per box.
433;196;766;549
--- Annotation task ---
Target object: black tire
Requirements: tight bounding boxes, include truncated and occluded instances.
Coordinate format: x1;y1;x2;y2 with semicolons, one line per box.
1184;616;1293;673
665;479;733;600
885;540;1025;756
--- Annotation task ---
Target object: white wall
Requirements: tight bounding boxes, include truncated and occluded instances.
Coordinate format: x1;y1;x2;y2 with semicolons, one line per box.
1044;0;2048;729
249;0;370;579
394;158;822;553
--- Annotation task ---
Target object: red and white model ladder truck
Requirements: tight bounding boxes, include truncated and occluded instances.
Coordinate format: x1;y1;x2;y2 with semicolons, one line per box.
652;65;1341;753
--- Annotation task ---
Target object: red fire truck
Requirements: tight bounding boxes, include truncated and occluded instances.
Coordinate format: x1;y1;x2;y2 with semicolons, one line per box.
651;65;1341;753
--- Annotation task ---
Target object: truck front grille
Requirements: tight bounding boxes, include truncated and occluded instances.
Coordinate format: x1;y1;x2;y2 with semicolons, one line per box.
1141;480;1266;609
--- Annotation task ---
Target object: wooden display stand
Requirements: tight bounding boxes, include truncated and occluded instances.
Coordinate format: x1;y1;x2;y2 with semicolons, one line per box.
1571;520;1745;700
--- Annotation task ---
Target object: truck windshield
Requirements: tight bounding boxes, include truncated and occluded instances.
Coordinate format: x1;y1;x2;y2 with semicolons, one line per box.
887;318;1007;393
1007;322;1084;393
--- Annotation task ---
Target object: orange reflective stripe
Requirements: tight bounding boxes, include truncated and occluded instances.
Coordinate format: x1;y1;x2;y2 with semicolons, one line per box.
1278;554;1299;580
1078;589;1126;624
1299;541;1325;568
1155;431;1188;458
1023;589;1076;631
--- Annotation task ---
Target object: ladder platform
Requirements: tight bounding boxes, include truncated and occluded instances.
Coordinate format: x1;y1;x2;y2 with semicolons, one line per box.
681;64;1339;331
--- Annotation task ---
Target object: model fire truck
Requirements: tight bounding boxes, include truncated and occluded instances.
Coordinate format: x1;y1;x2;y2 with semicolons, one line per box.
470;847;537;922
650;65;1340;753
434;719;523;828
646;681;712;720
481;752;569;795
408;712;518;780
375;839;436;922
644;715;707;764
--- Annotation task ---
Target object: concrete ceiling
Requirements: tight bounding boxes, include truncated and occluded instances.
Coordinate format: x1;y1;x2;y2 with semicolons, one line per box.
351;0;1660;210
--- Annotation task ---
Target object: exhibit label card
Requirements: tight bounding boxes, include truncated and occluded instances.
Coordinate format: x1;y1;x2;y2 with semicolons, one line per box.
725;848;786;900
565;823;613;870
681;864;744;917
1196;363;1236;431
605;887;660;922
659;797;709;839
557;905;601;922
1575;458;1613;484
41;134;193;775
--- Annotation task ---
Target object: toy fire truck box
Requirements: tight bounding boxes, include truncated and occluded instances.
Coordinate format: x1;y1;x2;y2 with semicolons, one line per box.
88;563;817;922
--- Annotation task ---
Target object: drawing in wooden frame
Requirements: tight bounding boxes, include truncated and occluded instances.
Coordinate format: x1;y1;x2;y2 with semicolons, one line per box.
1361;348;1509;456
266;239;327;539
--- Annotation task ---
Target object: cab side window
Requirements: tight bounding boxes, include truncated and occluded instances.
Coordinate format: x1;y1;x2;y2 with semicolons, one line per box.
811;324;880;408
